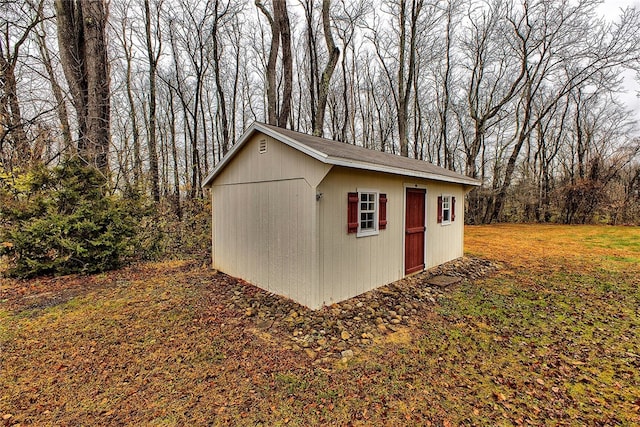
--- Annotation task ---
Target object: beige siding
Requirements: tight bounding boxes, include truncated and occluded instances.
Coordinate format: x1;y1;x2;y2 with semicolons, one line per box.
211;134;330;309
317;168;406;306
423;182;466;268
316;167;466;307
212;179;320;308
214;133;331;188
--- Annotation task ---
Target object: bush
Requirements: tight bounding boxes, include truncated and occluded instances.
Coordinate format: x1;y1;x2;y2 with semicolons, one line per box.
0;158;141;278
139;198;211;263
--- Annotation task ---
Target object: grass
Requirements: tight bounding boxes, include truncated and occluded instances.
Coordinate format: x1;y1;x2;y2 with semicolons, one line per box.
1;224;639;425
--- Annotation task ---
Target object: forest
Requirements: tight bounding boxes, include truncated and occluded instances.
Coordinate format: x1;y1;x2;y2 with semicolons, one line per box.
3;2;640;422
1;0;640;265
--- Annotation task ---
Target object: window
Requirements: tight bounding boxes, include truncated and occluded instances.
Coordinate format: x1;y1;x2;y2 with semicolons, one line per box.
437;195;456;225
359;192;377;234
442;195;451;224
347;190;387;236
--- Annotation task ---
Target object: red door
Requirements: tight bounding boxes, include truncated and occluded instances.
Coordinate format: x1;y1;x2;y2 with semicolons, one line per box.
405;188;426;275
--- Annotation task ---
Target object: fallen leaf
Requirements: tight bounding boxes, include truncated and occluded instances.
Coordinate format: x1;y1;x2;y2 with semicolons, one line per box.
493;392;507;402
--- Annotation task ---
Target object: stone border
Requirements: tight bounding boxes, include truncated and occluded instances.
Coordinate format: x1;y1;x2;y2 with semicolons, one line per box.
221;256;500;362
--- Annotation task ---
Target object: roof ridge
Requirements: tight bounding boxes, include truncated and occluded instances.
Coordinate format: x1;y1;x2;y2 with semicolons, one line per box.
203;121;481;187
256;122;480;185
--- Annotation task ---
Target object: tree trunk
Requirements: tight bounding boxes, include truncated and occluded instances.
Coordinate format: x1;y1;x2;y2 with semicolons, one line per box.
256;1;279;126
275;0;292;128
55;0;110;173
0;56;30;167
168;87;181;220
144;0;160;202
36;29;73;155
120;17;142;189
313;0;339;137
302;0;318;132
257;0;292;128
212;0;229;155
397;0;422;158
0;1;44;169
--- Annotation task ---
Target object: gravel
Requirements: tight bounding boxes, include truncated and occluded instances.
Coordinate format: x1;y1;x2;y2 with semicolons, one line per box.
212;256;499;361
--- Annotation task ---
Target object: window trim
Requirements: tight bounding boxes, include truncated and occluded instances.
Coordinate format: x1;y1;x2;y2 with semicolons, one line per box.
357;188;379;237
441;194;452;225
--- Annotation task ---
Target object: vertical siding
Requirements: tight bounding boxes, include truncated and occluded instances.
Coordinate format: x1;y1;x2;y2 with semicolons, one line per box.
423;182;466;268
317;168;406;306
212;179;319;308
210;132;331;309
317;167;467;307
214;133;331;187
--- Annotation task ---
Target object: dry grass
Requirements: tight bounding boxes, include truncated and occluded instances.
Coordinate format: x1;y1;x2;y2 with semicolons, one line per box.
1;224;639;425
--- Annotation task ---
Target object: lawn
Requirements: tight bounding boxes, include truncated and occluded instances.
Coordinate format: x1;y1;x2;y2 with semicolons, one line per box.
1;224;639;425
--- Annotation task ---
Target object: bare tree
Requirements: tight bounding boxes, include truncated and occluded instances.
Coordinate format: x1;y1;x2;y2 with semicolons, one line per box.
487;0;640;222
144;0;162;201
211;0;233;155
55;0;111;173
35;23;73;155
2;0;639;226
111;1;143;189
462;0;526;180
370;0;432;157
256;0;293;127
312;0;340;136
0;0;44;169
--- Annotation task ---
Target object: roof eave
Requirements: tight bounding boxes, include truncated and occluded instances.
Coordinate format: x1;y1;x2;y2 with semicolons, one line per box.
202;123;257;188
202;122;329;188
203;122;481;188
326;157;482;186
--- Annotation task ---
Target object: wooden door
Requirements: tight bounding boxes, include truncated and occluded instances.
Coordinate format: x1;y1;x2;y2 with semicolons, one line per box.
405;188;426;275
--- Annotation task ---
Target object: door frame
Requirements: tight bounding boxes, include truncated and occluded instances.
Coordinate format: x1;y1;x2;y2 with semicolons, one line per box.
402;183;428;276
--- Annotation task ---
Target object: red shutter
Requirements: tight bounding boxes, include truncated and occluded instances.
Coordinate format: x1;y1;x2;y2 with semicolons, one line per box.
379;193;387;230
347;192;358;233
452;196;456;221
437;196;443;223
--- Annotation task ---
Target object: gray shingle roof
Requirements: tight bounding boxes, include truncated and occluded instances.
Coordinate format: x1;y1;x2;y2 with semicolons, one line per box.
203;122;481;187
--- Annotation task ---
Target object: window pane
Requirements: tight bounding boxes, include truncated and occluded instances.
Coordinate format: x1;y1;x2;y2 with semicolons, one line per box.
358;192;378;233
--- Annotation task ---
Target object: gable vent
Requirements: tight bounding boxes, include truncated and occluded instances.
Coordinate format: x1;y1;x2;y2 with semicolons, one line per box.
259;139;267;154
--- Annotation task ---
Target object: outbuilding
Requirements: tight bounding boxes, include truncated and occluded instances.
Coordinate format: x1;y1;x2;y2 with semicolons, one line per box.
203;122;480;309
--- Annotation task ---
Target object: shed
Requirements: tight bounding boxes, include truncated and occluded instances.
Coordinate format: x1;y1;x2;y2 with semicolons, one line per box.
203;122;480;309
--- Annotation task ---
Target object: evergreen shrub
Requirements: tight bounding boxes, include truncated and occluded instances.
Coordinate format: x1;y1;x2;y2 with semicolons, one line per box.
0;158;142;278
